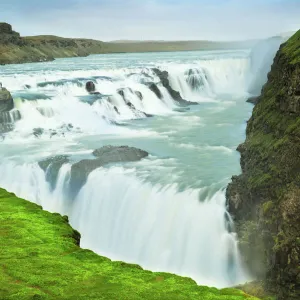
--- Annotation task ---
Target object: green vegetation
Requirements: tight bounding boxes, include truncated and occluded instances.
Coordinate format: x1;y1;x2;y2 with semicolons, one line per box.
282;29;300;64
0;188;260;300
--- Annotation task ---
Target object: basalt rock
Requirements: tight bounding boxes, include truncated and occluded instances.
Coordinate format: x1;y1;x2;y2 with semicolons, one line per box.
0;110;21;124
185;68;206;90
147;82;163;99
0;88;14;113
135;91;143;100
85;81;96;93
151;68;195;105
39;155;70;190
117;88;141;110
246;97;260;105
69;146;149;198
226;30;300;300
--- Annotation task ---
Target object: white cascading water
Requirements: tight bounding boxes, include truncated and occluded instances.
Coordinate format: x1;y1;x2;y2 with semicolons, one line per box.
0;161;248;288
1;55;253;139
0;43;285;288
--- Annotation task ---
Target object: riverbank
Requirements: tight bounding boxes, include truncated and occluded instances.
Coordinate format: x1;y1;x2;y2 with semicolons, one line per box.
0;22;257;65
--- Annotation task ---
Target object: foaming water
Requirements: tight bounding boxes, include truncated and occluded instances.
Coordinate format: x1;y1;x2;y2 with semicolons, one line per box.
0;49;257;139
0;45;282;289
0;161;249;288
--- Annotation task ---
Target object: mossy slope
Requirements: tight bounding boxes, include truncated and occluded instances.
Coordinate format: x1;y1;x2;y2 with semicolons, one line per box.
226;30;300;300
0;188;259;300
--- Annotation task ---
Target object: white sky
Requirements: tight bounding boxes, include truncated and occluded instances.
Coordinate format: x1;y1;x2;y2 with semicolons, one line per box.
0;0;299;41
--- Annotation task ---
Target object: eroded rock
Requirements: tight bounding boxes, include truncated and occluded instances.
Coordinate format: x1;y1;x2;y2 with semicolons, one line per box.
0;88;14;113
246;97;260;105
39;155;69;190
151;68;195;105
69;146;148;197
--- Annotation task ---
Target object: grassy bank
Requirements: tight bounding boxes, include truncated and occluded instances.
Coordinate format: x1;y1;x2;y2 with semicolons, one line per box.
0;188;260;300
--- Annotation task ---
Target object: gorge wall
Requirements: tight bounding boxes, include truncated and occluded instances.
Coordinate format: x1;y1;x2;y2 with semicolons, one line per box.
227;30;300;299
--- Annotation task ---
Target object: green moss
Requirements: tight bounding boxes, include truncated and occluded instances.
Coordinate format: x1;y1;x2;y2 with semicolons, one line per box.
282;30;300;64
0;188;260;300
262;201;274;215
248;173;273;189
237;282;276;300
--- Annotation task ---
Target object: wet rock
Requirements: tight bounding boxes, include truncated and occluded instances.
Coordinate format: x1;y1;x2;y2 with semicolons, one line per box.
33;128;44;138
185;68;206;90
50;130;58;138
69;146;149;197
117;88;137;110
135;91;143;100
85;81;96;93
246;96;260;105
152;68;195;105
0;123;13;134
92;145;148;160
147;83;163;99
0;110;21;124
39;155;69;190
117;88;134;99
114;106;119;114
0;87;14;113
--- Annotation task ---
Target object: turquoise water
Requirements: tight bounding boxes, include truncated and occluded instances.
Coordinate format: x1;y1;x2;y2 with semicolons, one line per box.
0;50;253;191
0;49;261;287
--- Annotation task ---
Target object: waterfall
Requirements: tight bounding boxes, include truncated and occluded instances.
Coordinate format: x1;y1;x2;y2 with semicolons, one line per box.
0;46;282;289
0;161;249;288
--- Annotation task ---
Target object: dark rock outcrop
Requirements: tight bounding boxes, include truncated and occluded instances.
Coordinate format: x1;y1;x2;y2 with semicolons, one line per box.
185;68;206;90
0;88;14;113
147;82;163;99
226;30;300;300
0;87;19;134
0;110;21;124
246;97;260;105
0;22;24;46
39;155;70;190
151;68;195;105
86;81;96;93
0;23;13;34
152;68;183;102
69;146;149;197
117;88;137;110
85;81;96;93
135;91;143;100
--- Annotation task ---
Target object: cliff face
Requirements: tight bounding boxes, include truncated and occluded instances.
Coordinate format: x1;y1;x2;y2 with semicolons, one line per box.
227;31;300;299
